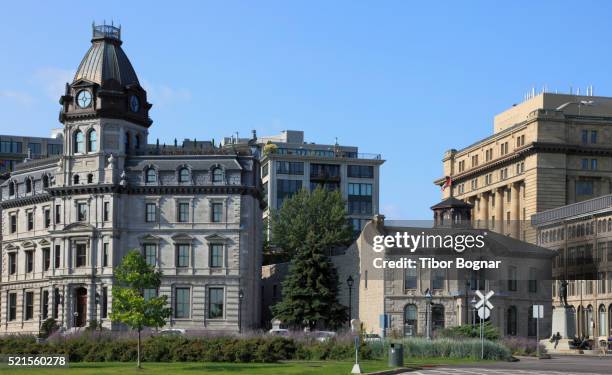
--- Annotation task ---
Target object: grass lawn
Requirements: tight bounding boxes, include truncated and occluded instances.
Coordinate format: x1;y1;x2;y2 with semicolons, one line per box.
1;358;487;375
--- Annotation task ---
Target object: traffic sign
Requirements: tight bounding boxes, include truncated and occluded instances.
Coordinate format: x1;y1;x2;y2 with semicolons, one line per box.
475;290;494;320
533;304;543;319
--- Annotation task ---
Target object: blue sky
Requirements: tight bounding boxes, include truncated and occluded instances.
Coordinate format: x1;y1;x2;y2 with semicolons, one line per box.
1;1;611;219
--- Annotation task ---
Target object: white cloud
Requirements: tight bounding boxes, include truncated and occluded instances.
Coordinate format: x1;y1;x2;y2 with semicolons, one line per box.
31;67;74;100
141;80;192;108
0;90;34;105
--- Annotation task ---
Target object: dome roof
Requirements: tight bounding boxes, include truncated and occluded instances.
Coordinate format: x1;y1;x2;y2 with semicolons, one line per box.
73;24;139;87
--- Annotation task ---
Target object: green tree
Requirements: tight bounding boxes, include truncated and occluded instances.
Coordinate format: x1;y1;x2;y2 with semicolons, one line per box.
110;250;171;368
270;187;353;329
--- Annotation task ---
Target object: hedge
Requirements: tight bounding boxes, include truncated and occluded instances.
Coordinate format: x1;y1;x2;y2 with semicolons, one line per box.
0;334;373;363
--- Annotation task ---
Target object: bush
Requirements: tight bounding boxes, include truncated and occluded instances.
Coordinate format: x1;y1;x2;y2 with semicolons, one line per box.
390;337;511;361
39;318;60;339
501;336;546;356
437;322;500;340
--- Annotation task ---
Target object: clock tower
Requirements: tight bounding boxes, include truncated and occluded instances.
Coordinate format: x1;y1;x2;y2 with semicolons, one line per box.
57;24;152;186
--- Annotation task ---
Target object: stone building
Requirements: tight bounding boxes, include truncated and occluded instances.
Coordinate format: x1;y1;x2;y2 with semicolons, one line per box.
342;198;554;338
532;194;612;339
223;130;384;234
434;92;612;242
0;24;263;335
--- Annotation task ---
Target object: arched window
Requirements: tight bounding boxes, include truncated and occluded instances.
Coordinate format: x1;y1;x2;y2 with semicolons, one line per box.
42;175;49;188
87;174;93;184
431;304;445;332
8;181;15;196
25;178;32;193
73;174;80;185
506;306;517;336
87;129;97;152
587;305;594;338
212;167;223;183
135;135;141;150
179;167;190;183
599;305;607;337
74;130;85;153
403;304;417;337
145;168;157;183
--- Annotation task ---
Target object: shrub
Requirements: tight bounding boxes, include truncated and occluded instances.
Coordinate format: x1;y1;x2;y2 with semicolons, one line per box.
501;336;546;356
39;318;60;339
390;337;511;361
437;322;500;340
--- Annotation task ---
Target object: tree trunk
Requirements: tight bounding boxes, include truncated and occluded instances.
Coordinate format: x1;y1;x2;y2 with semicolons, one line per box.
137;328;141;369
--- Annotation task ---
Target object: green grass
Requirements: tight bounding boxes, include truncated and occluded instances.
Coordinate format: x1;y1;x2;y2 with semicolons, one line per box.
0;358;485;375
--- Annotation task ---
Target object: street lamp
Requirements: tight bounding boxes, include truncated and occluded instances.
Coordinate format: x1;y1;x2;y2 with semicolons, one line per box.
346;275;354;323
425;288;433;340
238;289;244;334
73;311;79;328
470;297;477;326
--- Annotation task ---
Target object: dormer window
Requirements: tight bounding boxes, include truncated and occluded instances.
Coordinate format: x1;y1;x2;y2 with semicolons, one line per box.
87;129;97;152
212;168;223;183
74;130;85;153
179;167;190;183
145;168;157;184
25;178;32;193
8;181;15;196
73;174;80;185
87;174;94;184
42;175;49;188
135;135;141;150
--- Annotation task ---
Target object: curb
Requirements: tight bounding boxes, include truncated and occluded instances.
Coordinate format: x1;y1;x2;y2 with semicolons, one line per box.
365;368;413;375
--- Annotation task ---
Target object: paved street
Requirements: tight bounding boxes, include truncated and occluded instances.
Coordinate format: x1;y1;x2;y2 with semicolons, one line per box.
404;355;612;374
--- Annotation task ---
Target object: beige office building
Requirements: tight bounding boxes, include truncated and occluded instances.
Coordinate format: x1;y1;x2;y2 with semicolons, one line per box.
435;92;612;242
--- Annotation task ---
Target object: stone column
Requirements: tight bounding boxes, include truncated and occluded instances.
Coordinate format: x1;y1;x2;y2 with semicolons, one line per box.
480;192;489;229
511;182;520;238
495;188;504;233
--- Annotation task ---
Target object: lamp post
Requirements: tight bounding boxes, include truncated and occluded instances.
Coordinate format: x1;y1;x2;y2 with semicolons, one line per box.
346;275;354;324
73;311;78;329
238;289;244;334
425;288;433;340
470;297;477;326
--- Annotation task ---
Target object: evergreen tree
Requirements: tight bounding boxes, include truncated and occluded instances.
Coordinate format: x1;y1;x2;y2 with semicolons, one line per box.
270;187;353;329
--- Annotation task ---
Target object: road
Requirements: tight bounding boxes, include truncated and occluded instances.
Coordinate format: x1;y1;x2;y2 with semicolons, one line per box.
404;355;612;374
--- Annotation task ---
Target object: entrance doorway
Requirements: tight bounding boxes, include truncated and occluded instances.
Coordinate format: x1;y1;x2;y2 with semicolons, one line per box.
75;287;87;327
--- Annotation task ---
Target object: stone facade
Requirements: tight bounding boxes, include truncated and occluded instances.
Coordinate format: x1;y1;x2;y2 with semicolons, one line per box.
0;25;263;335
341;213;554;338
435;92;612;243
532;194;612;339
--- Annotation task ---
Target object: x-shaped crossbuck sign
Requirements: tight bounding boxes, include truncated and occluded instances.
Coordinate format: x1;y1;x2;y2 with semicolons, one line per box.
474;290;494;310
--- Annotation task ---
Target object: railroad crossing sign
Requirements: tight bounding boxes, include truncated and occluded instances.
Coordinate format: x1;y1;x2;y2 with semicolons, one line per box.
475;290;494;320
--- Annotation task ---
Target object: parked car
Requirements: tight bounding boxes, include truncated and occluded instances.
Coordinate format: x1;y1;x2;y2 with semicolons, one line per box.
268;328;289;336
311;330;337;342
363;333;382;343
159;328;186;336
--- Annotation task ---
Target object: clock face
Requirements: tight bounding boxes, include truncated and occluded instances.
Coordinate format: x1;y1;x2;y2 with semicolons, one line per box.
76;90;92;108
129;95;140;112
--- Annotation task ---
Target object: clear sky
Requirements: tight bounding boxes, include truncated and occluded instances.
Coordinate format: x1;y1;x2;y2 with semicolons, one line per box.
1;1;611;219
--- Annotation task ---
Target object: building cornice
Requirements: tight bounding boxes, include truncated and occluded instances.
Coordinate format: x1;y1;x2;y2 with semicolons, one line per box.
435;142;612;185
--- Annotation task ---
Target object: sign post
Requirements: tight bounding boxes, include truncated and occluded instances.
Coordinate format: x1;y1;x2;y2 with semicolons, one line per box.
533;305;544;358
475;290;494;360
